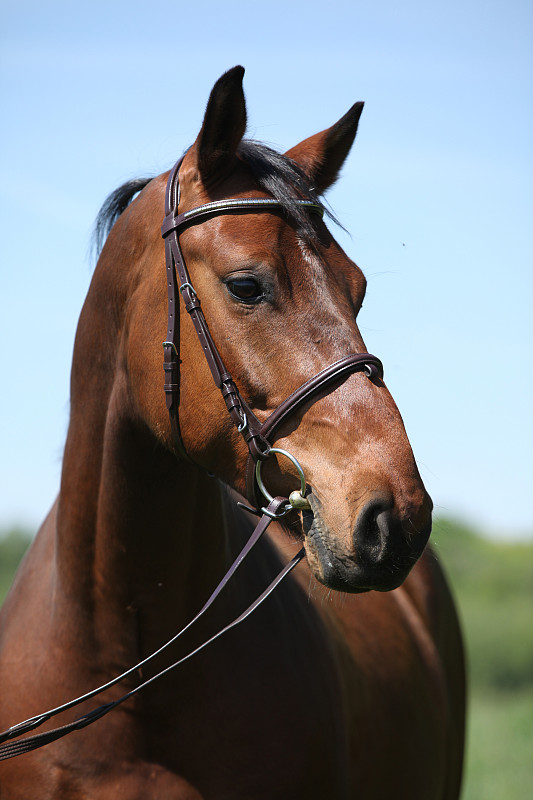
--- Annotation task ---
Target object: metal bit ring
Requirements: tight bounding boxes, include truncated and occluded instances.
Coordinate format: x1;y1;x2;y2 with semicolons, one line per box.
255;448;310;513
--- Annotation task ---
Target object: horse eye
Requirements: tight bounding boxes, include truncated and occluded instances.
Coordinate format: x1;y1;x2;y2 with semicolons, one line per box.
226;277;264;303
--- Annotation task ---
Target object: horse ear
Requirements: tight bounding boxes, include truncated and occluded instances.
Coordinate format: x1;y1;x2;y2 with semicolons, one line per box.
195;66;247;185
285;102;364;193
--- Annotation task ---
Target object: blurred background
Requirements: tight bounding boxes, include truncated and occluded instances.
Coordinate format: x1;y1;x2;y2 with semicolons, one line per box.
1;1;531;796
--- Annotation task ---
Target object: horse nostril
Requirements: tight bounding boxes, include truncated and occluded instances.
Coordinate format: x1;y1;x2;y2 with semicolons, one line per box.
353;495;394;560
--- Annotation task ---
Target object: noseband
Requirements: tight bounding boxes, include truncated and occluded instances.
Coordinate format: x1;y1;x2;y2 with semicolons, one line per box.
161;156;383;512
0;156;385;760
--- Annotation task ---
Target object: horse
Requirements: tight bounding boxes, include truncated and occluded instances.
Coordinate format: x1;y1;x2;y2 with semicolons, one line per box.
0;66;465;799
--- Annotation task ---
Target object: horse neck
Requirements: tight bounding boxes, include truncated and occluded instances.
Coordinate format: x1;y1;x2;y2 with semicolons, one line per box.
53;259;231;672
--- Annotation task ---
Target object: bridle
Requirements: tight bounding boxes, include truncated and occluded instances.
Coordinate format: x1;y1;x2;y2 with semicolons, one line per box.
0;156;384;760
162;155;383;513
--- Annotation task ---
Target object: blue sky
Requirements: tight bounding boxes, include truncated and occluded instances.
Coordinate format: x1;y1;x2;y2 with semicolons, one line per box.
1;0;532;537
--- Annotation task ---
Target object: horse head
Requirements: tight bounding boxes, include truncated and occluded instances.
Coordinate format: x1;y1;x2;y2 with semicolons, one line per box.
120;66;432;594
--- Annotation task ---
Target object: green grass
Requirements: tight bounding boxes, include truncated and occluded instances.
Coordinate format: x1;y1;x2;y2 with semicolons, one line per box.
463;688;533;800
432;518;533;798
0;528;31;605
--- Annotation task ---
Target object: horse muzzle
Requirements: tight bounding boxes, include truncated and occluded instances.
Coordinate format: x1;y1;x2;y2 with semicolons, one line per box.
303;492;432;593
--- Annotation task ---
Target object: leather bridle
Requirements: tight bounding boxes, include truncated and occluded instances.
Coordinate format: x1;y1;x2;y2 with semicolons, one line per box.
162;156;383;513
0;157;384;760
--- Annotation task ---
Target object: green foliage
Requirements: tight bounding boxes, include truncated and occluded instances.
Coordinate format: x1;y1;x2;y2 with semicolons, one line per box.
432;518;533;692
431;518;533;799
463;687;533;800
0;528;32;605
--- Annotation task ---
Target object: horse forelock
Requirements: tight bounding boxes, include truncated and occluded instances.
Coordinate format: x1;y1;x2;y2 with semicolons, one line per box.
237;139;339;242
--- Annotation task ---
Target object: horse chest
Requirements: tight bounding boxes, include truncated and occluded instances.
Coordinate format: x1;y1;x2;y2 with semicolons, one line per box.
131;600;352;799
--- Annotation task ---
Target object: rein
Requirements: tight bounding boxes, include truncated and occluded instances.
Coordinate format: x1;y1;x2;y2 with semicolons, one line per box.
0;158;384;760
0;498;301;760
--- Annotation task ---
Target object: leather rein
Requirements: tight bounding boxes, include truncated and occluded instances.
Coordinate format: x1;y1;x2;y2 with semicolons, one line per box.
0;157;383;760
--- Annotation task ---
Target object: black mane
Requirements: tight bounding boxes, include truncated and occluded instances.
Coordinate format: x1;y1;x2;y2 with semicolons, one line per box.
92;176;153;259
237;140;337;238
92;139;336;260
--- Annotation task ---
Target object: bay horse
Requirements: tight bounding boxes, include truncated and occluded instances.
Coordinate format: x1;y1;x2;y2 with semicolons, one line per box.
0;67;465;799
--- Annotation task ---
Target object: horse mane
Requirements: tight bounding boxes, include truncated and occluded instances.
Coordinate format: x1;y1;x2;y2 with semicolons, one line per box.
92;140;338;260
92;176;154;259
